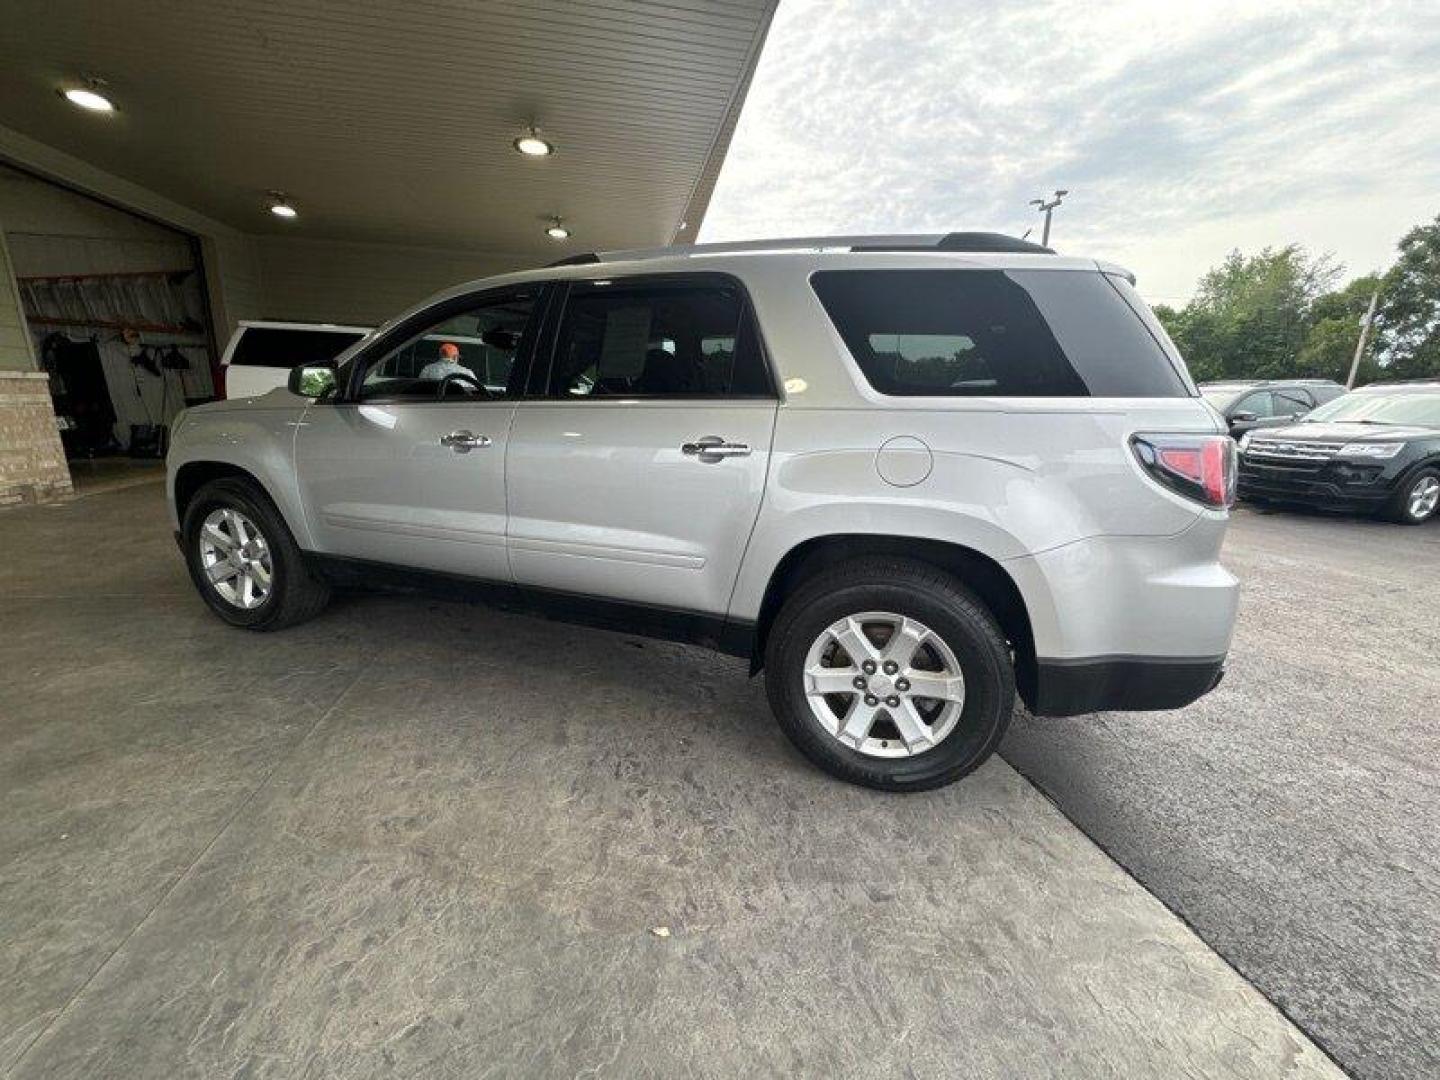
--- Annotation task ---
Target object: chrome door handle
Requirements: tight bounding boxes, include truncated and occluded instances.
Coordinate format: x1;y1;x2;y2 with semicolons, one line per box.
440;430;491;451
682;436;751;459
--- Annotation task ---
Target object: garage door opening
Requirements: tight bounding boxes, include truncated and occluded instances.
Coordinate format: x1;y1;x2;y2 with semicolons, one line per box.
0;162;219;495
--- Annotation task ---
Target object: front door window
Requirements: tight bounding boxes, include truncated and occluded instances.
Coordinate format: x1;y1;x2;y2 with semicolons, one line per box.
359;292;538;402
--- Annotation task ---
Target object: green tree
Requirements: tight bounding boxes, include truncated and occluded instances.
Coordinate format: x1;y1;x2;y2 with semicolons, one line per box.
1375;214;1440;380
1164;246;1339;383
1157;215;1440;385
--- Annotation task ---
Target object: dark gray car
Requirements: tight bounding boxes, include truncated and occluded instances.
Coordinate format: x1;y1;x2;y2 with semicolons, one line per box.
1201;379;1346;438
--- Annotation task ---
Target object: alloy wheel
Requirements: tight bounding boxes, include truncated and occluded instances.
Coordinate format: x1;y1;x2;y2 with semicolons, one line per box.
198;508;273;609
803;611;966;758
1408;476;1439;520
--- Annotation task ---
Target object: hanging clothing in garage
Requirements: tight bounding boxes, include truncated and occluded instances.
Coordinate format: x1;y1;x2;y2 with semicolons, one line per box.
40;333;116;457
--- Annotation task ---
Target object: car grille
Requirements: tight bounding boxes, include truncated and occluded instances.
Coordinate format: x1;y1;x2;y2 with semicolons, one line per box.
1244;438;1345;463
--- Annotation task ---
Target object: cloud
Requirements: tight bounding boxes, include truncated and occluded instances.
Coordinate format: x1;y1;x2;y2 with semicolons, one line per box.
703;0;1440;301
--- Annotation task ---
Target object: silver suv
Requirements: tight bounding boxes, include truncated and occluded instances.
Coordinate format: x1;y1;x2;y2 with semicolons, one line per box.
167;233;1239;791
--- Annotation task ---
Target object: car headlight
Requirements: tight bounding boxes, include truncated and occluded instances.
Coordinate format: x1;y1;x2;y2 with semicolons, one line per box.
1238;431;1252;453
1337;442;1404;459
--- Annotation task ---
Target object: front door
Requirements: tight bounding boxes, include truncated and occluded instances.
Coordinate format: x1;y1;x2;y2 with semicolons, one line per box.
506;275;778;617
294;286;543;581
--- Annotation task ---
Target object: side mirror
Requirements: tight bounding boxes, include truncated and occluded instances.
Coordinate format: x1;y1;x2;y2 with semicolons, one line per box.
1230;411;1257;423
288;362;337;398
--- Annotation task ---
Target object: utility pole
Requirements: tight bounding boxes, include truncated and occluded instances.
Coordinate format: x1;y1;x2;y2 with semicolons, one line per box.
1029;189;1069;246
1346;290;1380;389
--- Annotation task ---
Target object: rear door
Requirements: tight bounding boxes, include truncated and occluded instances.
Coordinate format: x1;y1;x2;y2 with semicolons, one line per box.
294;286;545;580
506;274;777;616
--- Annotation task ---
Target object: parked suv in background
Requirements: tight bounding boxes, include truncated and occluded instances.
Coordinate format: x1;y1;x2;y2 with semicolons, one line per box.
219;320;370;399
1200;379;1345;438
167;233;1239;791
1238;381;1440;523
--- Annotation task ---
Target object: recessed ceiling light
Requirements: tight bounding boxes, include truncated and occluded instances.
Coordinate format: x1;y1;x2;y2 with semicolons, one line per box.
546;220;571;240
513;125;554;157
267;191;298;219
60;81;115;113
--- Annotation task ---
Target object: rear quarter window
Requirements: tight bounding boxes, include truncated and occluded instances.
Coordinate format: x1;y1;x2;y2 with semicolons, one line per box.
229;328;366;369
810;268;1188;398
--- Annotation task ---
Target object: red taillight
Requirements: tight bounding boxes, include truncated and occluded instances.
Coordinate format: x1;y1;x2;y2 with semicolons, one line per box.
1132;434;1235;508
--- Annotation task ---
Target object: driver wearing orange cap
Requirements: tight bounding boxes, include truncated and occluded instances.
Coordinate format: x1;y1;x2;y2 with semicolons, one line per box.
419;341;469;383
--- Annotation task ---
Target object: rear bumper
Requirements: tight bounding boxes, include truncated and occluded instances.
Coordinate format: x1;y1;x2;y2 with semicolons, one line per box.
1002;526;1239;663
1029;655;1226;717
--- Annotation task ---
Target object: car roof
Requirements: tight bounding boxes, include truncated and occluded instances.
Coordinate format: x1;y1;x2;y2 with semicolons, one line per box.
402;251;1111;313
351;236;1138;354
1354;379;1440;394
1201;379;1340;389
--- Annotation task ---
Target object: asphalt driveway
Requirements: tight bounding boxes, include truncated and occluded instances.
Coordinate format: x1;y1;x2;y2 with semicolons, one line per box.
1004;506;1440;1080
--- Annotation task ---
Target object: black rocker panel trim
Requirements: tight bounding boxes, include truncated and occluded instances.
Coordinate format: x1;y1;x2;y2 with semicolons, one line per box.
304;553;755;658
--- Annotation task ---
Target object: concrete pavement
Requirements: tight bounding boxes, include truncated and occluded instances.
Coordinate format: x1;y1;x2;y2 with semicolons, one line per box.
2;484;1345;1078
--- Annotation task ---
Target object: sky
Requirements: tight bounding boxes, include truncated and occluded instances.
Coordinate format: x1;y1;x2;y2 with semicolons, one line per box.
701;0;1440;306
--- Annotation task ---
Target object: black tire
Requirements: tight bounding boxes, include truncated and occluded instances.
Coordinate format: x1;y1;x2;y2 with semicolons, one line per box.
764;557;1014;792
181;477;331;630
1384;468;1440;525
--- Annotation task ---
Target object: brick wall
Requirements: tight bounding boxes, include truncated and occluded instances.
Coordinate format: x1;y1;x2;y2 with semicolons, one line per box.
1;221;71;505
0;371;72;505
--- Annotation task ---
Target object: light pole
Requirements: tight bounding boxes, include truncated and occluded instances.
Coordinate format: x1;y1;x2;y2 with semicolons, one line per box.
1029;189;1069;247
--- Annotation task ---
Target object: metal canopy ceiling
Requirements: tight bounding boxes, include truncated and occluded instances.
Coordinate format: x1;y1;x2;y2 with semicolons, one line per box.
0;0;776;258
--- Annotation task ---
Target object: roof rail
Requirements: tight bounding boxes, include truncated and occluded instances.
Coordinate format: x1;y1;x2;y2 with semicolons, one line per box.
546;231;1054;268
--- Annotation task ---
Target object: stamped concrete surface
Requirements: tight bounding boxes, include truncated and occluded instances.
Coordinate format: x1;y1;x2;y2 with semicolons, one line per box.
1;485;1342;1078
1004;507;1440;1080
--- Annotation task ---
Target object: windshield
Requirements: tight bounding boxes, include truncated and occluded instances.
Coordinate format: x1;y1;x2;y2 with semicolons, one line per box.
1200;386;1248;411
1304;390;1440;428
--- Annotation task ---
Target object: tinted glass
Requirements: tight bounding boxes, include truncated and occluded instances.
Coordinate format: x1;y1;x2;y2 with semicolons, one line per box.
1272;388;1313;414
549;278;770;398
810;269;1186;397
359;292;537;401
1234;392;1280;418
230;328;365;368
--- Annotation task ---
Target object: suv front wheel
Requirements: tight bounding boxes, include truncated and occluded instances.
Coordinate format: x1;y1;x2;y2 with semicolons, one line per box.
765;558;1014;791
1387;468;1440;525
181;477;331;630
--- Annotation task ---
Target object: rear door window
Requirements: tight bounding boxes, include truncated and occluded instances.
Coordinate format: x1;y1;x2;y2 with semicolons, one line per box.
546;276;772;398
230;328;366;368
810;269;1187;397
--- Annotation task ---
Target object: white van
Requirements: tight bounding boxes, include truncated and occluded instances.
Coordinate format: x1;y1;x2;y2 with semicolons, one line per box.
218;321;369;399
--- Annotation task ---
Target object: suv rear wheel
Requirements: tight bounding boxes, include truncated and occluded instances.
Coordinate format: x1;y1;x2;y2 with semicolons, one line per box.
181;477;331;629
764;557;1014;791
